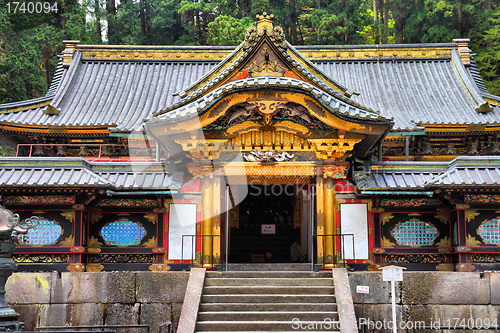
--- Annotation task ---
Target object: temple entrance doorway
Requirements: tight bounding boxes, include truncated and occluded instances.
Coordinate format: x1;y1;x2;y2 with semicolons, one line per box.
227;184;313;264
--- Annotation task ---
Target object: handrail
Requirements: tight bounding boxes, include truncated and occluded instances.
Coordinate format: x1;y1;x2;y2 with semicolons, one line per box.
181;234;224;269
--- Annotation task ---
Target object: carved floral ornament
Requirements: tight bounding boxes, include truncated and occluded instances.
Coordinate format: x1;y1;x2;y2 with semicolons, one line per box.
242;150;295;162
244;13;287;52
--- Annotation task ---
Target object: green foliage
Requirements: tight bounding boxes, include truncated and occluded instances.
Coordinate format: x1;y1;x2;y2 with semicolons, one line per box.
207;16;252;46
0;0;499;103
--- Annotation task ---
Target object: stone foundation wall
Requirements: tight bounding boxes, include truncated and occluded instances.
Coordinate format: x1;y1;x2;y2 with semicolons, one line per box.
5;272;189;332
349;272;500;332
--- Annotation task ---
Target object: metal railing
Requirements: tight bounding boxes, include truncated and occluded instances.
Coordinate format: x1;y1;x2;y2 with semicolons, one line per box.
313;234;355;268
36;325;150;332
158;321;173;333
181;234;224;269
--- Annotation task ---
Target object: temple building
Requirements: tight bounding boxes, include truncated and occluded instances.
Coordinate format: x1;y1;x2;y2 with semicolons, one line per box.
1;14;500;272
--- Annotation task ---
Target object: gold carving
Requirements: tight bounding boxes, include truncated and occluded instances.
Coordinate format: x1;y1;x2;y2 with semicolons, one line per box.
90;213;103;224
382;236;395;248
436;263;454;271
149;264;171;271
61;211;75;222
434;213;449;225
323;164;348;179
59;235;74;246
89;236;104;247
370;207;385;213
72;204;85;210
87;247;101;253
436;236;451;248
67;264;85;272
86;264;104;272
381;213;394;225
408;213;421;217
456;204;470;209
144;213;157;224
465;210;480;223
152;247;166;254
144;237;156;248
467;235;482;246
70;247;86;253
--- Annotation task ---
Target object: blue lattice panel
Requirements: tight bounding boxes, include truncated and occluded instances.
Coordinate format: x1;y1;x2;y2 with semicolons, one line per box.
392;219;438;246
478;219;500;245
100;220;146;246
27;219;62;245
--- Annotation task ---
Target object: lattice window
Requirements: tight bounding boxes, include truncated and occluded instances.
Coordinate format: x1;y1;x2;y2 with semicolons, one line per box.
391;219;438;246
26;219;62;245
100;220;146;246
478;219;500;245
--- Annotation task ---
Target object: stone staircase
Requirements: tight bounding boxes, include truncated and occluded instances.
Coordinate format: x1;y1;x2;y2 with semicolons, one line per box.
195;271;340;332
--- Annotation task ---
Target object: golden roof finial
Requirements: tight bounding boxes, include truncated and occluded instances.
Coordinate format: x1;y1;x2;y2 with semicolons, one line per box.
256;12;274;35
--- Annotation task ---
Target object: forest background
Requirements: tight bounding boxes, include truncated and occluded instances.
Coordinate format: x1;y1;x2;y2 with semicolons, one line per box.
0;0;499;106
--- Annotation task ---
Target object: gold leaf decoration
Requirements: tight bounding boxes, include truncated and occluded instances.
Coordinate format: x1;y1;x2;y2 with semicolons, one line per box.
89;236;104;247
381;213;394;225
86;264;104;272
59;235;74;246
436;236;450;248
144;213;157;225
149;264;171;271
143;237;156;248
436;264;454;271
61;211;75;222
465;211;480;223
434;213;449;225
382;236;395;248
467;235;482;246
408;213;421;217
90;214;103;224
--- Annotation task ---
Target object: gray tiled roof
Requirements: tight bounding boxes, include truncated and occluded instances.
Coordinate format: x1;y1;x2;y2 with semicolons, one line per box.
152;76;389;124
1;44;499;132
355;156;500;190
316;54;499;130
0;158;181;189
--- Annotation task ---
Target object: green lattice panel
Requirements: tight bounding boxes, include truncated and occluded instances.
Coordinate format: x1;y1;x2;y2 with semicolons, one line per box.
27;219;62;245
478;219;500;245
100;220;146;246
392;219;438;246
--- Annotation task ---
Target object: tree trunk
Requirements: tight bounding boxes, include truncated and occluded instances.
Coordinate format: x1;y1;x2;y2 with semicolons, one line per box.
94;0;102;43
395;0;404;43
289;0;298;44
373;0;380;44
382;0;389;44
140;0;147;40
106;0;116;44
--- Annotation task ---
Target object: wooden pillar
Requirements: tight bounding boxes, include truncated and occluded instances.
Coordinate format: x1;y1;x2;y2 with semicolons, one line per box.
201;176;213;267
212;176;221;265
316;175;325;265
324;178;335;266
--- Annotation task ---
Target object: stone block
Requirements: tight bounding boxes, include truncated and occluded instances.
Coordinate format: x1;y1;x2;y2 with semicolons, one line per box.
39;303;104;327
402;272;490;305
354;304;408;332
6;272;53;304
12;304;41;331
51;272;135;304
407;304;500;328
487;272;500;305
349;272;400;304
136;272;189;303
140;303;177;333
105;303;140;325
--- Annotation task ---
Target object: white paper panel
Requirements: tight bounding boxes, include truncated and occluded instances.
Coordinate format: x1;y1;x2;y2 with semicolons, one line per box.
340;203;369;260
168;203;197;260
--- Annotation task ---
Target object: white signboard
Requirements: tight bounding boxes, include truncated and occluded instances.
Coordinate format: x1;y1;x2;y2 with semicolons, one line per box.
261;224;276;235
356;285;370;294
168;203;197;260
381;266;405;281
340;203;369;260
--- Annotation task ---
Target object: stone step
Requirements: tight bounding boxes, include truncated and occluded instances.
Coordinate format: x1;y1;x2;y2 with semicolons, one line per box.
199;302;337;312
223;263;316;271
206;271;331;278
202;285;334;295
201;294;336;303
204;277;333;286
197;311;339;322
195;320;341;331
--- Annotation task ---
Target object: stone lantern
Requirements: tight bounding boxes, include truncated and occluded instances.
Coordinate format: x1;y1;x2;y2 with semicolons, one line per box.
0;207;38;331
